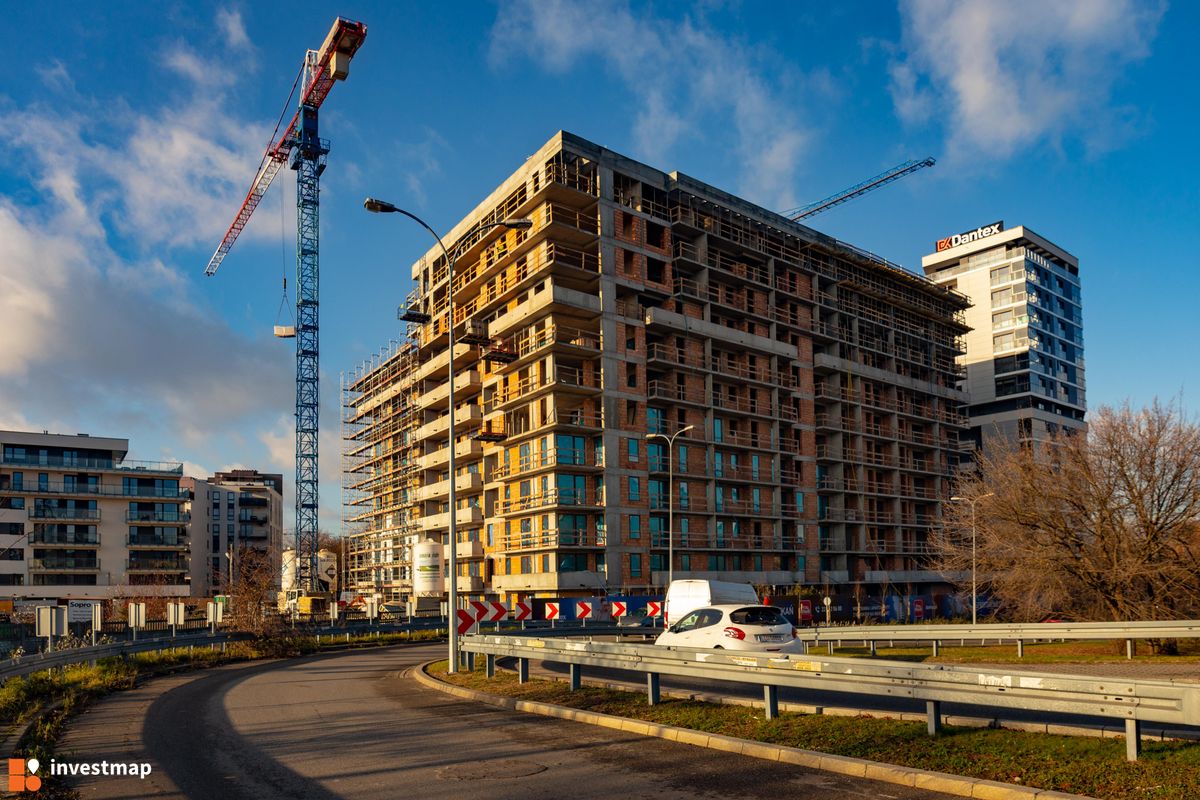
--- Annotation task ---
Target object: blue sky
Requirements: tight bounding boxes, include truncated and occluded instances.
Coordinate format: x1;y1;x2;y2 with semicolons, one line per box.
0;0;1196;531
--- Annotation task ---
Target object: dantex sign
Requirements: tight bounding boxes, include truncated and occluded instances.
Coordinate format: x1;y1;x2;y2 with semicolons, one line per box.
935;220;1004;252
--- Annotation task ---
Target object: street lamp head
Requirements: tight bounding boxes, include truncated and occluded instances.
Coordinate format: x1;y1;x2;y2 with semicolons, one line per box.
500;217;533;231
679;424;695;434
363;197;399;213
951;495;966;501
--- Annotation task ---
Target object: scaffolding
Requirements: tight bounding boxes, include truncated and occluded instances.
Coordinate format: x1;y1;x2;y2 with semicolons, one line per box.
341;330;423;602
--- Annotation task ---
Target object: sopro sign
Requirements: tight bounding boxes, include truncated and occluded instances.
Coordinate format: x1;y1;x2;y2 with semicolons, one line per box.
935;220;1004;252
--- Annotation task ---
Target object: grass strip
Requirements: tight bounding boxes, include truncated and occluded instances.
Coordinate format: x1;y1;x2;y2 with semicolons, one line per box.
432;660;1200;800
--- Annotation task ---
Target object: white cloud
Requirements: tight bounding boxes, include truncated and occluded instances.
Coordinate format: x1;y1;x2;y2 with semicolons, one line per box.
489;0;813;209
0;9;294;499
217;8;252;52
890;0;1164;161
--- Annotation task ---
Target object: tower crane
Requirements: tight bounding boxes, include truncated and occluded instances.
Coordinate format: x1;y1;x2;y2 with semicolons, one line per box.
784;157;935;221
204;17;367;593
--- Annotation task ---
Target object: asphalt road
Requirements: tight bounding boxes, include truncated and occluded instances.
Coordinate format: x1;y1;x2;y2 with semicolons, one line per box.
58;644;958;800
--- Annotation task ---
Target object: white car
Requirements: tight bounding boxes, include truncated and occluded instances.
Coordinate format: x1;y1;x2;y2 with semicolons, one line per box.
654;604;803;653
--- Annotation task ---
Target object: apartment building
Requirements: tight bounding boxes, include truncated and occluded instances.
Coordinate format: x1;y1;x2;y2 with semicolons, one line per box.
185;470;284;597
0;430;191;600
343;131;969;606
922;223;1085;451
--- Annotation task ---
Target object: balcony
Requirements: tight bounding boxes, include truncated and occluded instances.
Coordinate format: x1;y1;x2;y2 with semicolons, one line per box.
30;557;100;571
30;506;101;521
446;539;484;560
126;510;191;524
418;506;483;532
497;527;605;552
127;558;189;572
414;472;483;502
445;575;484;593
0;454;182;475
414;405;484;441
495;489;600;516
30;532;99;546
0;481;187;499
416;440;484;471
128;534;188;549
415;371;481;410
492;447;598;480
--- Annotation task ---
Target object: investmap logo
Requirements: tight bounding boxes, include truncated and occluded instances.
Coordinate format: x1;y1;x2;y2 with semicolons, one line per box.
7;758;41;793
7;756;153;791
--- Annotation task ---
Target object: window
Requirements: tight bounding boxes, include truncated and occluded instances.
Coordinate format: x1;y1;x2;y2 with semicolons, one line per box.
647;407;664;434
630;553;642;578
628;514;640;539
627;438;639;462
679;518;689;546
752;488;761;513
542;554;550;572
680;554;690;570
713;418;723;442
751;454;760;480
677;445;687;470
626;363;637;388
715;486;724;513
626;400;637;425
38;473;48;492
554;474;585;504
678;482;689;510
628;477;640;502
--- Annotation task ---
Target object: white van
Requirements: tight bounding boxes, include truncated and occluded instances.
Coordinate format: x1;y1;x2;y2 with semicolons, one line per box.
663;579;759;626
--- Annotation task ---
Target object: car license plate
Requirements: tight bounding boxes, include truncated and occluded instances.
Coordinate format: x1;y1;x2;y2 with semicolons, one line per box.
756;634;786;643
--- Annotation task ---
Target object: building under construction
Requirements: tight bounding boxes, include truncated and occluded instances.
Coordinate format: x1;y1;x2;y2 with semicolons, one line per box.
342;131;969;607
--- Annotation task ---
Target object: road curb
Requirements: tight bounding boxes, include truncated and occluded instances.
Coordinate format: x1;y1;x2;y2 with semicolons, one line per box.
414;661;1096;800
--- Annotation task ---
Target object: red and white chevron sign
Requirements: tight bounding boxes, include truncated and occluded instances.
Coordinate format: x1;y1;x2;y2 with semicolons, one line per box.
611;600;627;618
545;602;560;620
486;601;507;622
577;601;592;619
455;608;476;636
469;600;490;622
646;601;663;617
513;601;532;621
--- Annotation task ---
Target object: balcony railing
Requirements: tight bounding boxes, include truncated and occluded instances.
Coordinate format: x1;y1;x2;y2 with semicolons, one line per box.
0;481;186;499
128;534;187;547
497;527;606;552
495;489;599;515
127;558;188;572
30;532;99;545
30;507;100;520
0;454;182;474
30;558;100;571
126;510;190;523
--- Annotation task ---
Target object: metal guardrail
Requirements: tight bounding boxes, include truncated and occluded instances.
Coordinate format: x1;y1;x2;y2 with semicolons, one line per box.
461;634;1200;761
0;620;446;684
797;620;1200;659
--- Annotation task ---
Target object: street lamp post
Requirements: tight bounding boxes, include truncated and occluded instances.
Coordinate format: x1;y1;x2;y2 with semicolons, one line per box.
951;492;994;625
646;424;694;589
364;197;530;673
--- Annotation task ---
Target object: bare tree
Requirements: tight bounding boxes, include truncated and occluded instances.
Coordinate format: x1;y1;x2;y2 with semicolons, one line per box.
227;548;282;636
937;400;1200;626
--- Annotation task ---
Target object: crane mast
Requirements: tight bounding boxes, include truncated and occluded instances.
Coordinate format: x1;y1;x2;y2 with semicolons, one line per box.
205;18;367;593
